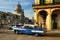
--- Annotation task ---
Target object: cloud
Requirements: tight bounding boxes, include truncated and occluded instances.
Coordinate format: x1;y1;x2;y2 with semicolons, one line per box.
0;0;34;19
0;0;16;12
21;2;31;6
24;9;34;19
18;0;34;19
0;6;12;9
0;1;16;5
20;0;34;6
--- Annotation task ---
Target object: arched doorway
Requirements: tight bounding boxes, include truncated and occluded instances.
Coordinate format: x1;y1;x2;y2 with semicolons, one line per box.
38;10;47;27
52;10;60;29
40;11;47;20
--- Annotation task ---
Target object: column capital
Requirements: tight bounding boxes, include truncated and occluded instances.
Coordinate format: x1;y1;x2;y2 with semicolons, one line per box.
34;9;38;12
47;9;52;15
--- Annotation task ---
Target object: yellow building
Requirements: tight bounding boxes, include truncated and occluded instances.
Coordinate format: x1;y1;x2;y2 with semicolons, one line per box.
32;0;60;31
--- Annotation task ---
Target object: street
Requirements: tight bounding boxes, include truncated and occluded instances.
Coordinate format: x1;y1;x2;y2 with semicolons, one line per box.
0;29;60;40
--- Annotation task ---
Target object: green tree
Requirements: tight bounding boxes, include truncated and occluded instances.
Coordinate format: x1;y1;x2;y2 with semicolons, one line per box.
53;0;60;3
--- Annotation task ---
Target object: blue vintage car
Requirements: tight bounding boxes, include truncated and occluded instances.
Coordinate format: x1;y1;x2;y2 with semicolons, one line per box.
14;26;46;36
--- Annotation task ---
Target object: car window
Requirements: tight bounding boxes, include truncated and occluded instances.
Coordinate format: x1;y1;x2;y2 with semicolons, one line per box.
21;26;25;28
16;25;20;27
25;26;29;29
11;25;15;27
11;25;15;26
28;27;34;29
20;26;34;29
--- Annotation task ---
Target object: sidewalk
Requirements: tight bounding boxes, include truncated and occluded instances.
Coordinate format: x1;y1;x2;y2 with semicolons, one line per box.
46;29;60;33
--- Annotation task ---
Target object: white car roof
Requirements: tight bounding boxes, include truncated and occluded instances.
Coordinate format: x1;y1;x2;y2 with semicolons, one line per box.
24;24;35;27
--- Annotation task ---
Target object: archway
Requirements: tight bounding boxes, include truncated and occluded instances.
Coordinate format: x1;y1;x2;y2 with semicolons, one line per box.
39;11;47;20
38;10;47;27
52;10;60;29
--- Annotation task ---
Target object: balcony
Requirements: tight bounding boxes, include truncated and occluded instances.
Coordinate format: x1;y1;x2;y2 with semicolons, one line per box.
32;3;60;9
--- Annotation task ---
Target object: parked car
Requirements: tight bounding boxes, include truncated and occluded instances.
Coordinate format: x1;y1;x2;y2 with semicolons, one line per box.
14;26;46;36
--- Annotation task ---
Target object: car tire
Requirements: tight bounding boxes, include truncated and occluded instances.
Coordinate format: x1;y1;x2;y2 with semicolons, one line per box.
43;33;46;36
35;33;38;36
14;30;19;34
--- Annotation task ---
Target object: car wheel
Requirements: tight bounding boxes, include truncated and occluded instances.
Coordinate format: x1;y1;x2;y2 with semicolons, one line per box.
43;33;46;36
14;30;19;34
35;33;38;36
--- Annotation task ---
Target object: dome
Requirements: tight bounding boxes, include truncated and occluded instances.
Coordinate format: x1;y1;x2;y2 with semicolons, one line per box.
15;1;22;11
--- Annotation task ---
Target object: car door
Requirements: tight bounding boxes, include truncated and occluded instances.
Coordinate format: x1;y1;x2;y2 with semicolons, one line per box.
26;27;34;34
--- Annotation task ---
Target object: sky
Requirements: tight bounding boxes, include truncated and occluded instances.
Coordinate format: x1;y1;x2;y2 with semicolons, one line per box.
0;0;35;19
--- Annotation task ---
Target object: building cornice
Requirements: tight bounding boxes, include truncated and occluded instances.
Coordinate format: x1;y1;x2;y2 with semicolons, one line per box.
33;4;60;9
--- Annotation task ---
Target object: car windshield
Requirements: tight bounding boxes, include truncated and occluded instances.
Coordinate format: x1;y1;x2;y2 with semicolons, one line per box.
16;25;20;27
11;25;16;27
21;26;25;28
21;26;34;29
11;25;15;26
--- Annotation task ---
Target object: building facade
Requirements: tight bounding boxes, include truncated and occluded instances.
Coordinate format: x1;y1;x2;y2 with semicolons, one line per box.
0;2;25;28
14;2;25;25
33;0;60;30
0;11;20;28
0;1;34;28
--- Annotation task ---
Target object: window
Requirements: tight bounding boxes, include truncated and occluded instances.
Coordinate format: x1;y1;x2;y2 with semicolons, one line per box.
40;0;45;5
53;0;60;3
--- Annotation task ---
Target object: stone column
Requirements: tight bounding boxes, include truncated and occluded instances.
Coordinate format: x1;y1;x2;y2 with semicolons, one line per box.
46;0;53;4
35;0;40;5
57;13;60;29
34;10;38;27
46;10;52;31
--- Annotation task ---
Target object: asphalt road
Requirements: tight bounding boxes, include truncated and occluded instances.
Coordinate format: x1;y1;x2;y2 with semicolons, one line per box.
0;29;60;40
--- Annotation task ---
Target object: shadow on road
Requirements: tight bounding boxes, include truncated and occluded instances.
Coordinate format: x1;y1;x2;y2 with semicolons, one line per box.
46;33;60;37
0;29;60;37
0;30;15;34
